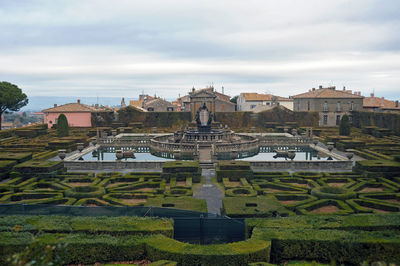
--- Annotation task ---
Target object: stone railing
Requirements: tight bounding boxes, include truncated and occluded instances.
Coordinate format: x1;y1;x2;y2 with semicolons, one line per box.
258;136;314;146
150;135;195;153
250;160;353;171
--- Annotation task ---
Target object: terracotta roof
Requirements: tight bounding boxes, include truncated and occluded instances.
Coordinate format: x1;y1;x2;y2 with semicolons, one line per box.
144;98;174;107
42;103;111;113
291;87;363;99
364;96;400;110
241;93;292;102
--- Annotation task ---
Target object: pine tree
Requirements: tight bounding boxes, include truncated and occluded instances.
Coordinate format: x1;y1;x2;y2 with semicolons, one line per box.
339;114;351;136
57;114;69;137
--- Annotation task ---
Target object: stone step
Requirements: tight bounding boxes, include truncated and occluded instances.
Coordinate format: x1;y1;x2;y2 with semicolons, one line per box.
199;162;215;169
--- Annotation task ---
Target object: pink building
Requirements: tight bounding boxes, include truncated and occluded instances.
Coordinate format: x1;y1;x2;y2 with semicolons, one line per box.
42;100;112;128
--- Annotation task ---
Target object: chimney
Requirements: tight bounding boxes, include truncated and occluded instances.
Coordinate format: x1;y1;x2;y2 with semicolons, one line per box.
319;85;322;89
370;93;374;97
396;100;399;107
95;104;99;108
77;99;80;104
54;104;57;107
192;86;195;92
312;88;315;91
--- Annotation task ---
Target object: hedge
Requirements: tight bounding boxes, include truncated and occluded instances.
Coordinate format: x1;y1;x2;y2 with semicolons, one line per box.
145;234;271;266
222;196;291;218
0;215;173;237
247;213;400;231
310;186;356;200
296;199;354;215
252;227;400;264
0;152;32;163
144;197;207;213
225;187;258;197
64;186;106;199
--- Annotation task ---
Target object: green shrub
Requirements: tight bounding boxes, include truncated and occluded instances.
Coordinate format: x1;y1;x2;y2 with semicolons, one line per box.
145;234;271;266
57;114;69;137
310;186;356;200
339;114;350;136
64;186;105;199
252;227;400;264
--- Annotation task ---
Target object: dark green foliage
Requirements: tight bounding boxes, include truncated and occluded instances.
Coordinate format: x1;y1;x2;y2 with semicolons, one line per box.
336;140;365;151
339;114;350;136
0;215;173;237
13;160;64;176
222;196;290;218
0;152;32;163
64;186;106;199
352;111;400;136
56;114;69;137
252;227;400;264
144;197;207;213
310;186;357;200
145;234;271;266
0;81;28;130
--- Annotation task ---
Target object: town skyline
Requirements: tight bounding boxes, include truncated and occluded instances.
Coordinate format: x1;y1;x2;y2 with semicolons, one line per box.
1;0;400;100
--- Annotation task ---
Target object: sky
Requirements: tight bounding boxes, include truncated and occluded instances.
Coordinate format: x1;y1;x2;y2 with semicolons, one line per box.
1;0;400;103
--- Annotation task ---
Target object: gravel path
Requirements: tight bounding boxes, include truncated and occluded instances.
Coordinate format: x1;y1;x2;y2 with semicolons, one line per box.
193;169;224;215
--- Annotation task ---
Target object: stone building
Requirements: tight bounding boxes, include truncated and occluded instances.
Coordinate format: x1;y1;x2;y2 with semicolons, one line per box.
142;98;175;112
237;93;293;111
187;86;235;120
291;86;364;126
363;93;400;112
42;99;112;128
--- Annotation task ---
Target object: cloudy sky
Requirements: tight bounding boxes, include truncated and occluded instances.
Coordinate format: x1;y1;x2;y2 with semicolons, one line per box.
1;0;399;101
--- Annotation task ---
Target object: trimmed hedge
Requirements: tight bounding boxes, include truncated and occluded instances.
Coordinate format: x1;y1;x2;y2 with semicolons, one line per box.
0;215;173;237
252;227;400;264
64;186;106;199
310;186;356;200
145;234;271;266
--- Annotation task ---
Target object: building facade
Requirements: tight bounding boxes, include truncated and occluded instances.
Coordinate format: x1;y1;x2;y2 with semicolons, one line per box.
363;93;400;112
42;100;112;128
237;93;293;111
291;86;364;127
187;86;235;120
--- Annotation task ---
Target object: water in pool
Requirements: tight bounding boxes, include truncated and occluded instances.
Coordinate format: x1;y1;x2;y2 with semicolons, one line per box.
79;146;335;161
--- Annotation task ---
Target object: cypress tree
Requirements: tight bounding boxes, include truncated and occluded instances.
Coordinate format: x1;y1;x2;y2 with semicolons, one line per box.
57;114;69;137
339;114;351;136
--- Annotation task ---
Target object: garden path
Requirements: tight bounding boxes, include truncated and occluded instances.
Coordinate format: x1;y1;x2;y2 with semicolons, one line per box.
193;169;224;215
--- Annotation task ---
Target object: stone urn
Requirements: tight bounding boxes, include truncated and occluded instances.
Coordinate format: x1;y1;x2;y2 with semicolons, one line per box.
284;127;289;133
115;150;123;160
327;142;334;152
287;150;296;160
77;143;84;152
346;153;354;160
58;149;66;160
111;130;117;136
313;139;319;146
291;129;297;136
91;137;97;146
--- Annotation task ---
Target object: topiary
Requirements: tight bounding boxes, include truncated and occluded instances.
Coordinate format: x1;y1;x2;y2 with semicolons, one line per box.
339;114;350;136
57;114;69;137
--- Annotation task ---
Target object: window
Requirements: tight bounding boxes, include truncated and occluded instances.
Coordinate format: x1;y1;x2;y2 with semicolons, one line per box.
307;101;310;111
336;115;341;125
55;118;58;124
350;101;354;111
323;101;328;111
250;105;256;109
349;115;353;123
147;107;154;111
323;115;328;125
337;101;341;111
167;107;173;111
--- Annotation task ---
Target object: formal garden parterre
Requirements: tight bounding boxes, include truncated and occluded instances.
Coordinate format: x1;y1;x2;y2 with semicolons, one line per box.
1;114;400;264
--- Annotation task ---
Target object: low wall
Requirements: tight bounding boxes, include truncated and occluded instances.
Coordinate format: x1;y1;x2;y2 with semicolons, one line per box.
250;160;353;171
64;161;164;171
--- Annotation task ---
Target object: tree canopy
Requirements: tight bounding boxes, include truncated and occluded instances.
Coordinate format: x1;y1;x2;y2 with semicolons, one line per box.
0;81;28;129
339;114;351;136
57;114;69;137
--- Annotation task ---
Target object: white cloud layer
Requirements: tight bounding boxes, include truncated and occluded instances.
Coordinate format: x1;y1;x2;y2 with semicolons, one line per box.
0;0;399;100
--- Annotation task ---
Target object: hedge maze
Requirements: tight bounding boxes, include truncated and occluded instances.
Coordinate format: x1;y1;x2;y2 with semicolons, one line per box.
219;168;400;217
0;171;207;212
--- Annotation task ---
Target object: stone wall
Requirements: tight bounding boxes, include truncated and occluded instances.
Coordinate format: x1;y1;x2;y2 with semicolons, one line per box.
64;161;164;171
250;160;353;171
